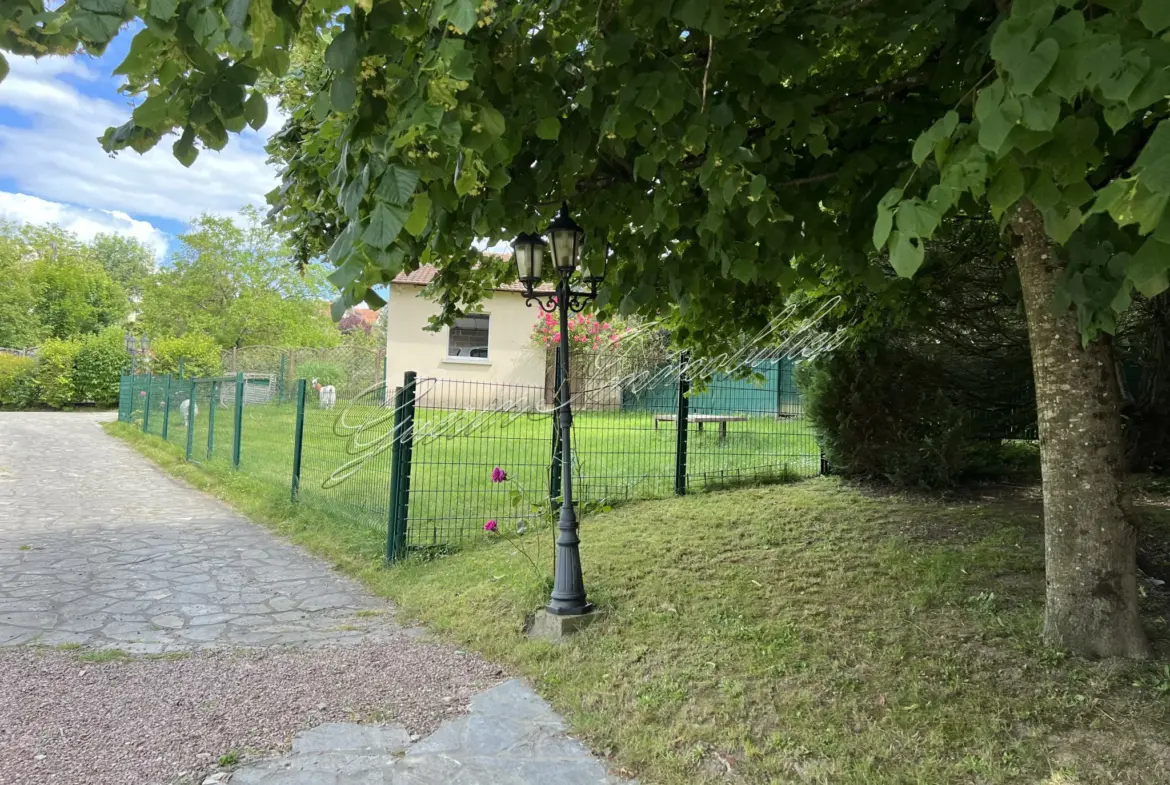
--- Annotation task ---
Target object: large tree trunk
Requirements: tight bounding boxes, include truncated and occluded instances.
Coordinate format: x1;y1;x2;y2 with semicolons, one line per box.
1011;201;1151;659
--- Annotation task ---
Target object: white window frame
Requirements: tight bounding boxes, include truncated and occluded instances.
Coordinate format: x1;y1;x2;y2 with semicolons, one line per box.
445;313;491;364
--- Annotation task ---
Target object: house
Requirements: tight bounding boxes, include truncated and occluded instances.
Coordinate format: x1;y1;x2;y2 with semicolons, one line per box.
383;264;547;407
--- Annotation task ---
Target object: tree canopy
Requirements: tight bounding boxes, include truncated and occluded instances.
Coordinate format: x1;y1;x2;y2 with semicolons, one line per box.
4;0;1167;342
137;207;341;347
0;221;131;343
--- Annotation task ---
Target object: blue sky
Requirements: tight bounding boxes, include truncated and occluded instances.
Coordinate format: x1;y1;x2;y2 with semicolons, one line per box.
0;33;282;260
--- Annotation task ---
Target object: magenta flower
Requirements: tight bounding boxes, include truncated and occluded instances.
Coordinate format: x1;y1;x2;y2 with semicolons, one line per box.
484;520;498;533
491;466;508;483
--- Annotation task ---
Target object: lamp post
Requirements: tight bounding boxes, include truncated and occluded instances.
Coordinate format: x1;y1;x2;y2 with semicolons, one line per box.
512;204;607;619
125;332;150;375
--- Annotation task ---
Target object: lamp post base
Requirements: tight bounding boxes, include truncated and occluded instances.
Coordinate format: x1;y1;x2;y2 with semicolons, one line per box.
529;608;598;641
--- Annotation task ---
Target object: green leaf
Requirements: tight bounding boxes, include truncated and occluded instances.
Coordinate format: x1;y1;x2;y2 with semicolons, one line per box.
325;28;358;73
1019;93;1060;132
375;165;420;205
327;222;360;265
70;11;123;43
479;105;505;139
1128;236;1170;296
244;91;267;130
443;0;478;33
674;0;708;29
730;258;755;283
1011;38;1060;96
888;231;925;277
0;53;7;83
978;102;1017;155
912;111;959;166
224;0;250;29
148;0;177;21
1040;205;1081;244
331;74;356;112
1139;0;1170;34
988;160;1025;219
328;254;364;288
895;200;941;238
363;202;408;249
749;174;766;198
634;154;656;181
536;117;561;140
1132;121;1170;194
405;193;431;237
339;174;367;219
173;127;197;167
132;94;169;128
873;189;901;250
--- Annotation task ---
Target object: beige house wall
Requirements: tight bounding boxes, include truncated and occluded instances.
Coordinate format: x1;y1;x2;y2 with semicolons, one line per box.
384;283;548;408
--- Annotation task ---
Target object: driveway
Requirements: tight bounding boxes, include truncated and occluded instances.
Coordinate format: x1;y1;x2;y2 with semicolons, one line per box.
0;412;629;785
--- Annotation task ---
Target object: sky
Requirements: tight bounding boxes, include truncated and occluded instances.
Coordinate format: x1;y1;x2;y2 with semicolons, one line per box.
0;32;283;262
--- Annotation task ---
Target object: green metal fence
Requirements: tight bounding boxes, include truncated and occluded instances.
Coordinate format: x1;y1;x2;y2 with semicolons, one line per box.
117;348;823;561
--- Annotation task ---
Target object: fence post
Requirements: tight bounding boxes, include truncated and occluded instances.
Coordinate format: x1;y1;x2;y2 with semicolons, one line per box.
548;347;564;504
118;375;129;422
142;373;154;434
278;353;287;403
185;379;196;461
674;352;690;496
207;380;219;458
161;374;173;440
386;371;417;563
232;371;244;469
230;347;237;374
291;379;306;502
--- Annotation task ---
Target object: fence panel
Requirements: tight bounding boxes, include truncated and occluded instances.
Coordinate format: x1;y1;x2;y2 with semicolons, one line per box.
686;358;821;488
296;380;396;531
405;377;551;549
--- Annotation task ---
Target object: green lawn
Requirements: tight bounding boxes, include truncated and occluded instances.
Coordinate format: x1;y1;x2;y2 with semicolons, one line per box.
129;387;820;549
101;423;1170;785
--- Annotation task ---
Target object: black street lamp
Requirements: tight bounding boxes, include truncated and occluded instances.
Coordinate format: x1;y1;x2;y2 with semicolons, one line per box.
512;204;608;618
125;332;149;375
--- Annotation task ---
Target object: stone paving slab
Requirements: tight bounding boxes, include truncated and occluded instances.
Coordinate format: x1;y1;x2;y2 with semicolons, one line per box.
0;412;394;652
228;680;635;785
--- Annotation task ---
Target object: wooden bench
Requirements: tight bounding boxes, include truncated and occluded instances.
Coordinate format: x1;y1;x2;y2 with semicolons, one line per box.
653;414;749;441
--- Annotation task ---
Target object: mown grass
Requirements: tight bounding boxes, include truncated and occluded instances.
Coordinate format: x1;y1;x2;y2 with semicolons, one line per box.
131;393;820;548
107;422;1170;784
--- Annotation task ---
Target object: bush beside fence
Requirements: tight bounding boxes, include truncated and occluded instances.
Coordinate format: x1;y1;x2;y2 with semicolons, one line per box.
118;350;823;560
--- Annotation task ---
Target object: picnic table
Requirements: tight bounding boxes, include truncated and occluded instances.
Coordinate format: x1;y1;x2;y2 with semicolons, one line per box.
653;413;749;441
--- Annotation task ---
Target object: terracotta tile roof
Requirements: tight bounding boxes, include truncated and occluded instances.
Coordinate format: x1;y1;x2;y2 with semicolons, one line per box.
391;263;531;292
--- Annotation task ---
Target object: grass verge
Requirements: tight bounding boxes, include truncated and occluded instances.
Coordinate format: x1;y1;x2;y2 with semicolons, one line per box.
106;421;1170;784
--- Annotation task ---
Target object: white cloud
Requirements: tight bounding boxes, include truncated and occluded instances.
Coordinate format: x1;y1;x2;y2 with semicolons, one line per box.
0;191;169;260
0;55;281;226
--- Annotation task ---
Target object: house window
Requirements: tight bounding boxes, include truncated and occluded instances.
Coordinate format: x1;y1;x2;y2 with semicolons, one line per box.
447;314;490;360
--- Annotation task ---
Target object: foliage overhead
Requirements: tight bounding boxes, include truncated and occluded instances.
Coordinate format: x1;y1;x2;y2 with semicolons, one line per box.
4;0;1169;343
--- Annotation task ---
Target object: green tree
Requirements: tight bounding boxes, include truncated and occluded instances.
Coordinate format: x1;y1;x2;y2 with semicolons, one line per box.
7;0;1169;657
138;207;339;349
90;233;156;301
0;221;40;348
27;227;128;340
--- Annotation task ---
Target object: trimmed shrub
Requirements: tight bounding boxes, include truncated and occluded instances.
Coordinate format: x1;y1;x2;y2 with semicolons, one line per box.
0;355;37;409
297;361;344;387
797;344;1038;488
151;334;223;378
35;338;82;409
73;327;126;406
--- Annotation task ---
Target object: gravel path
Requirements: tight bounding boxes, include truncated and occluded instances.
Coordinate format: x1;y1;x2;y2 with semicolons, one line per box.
0;412;506;784
0;641;504;784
